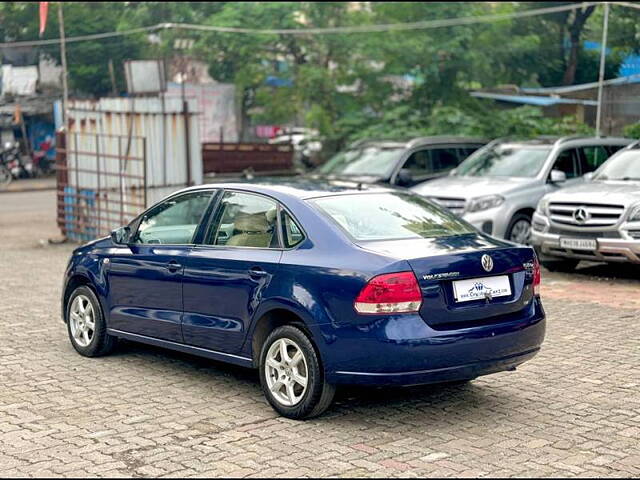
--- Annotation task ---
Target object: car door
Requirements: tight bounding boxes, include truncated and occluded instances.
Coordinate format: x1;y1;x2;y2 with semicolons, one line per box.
106;190;214;342
182;190;283;354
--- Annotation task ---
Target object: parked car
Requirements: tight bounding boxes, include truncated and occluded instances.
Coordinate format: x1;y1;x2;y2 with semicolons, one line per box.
268;127;323;170
531;141;640;270
310;136;487;187
411;136;633;244
62;181;545;419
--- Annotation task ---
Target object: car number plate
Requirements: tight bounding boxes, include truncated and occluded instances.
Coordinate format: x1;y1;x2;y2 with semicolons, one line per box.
452;275;511;303
560;237;597;250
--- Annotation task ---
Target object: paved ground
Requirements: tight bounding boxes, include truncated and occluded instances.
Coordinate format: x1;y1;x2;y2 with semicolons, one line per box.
1;190;639;478
0;176;56;194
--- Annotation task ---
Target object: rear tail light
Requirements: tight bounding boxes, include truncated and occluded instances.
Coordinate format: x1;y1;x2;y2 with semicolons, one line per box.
533;256;541;296
354;271;422;315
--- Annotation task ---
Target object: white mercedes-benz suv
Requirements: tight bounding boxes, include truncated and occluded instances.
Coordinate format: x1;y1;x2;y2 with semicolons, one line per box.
411;136;632;244
531;141;640;270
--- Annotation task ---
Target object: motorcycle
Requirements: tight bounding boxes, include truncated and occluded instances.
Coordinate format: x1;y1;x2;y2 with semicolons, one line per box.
0;141;33;184
32;138;53;176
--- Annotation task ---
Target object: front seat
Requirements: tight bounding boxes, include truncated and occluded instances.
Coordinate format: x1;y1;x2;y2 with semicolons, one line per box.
226;211;275;247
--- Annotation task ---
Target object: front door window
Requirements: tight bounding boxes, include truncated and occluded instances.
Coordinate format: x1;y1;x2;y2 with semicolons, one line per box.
133;191;212;245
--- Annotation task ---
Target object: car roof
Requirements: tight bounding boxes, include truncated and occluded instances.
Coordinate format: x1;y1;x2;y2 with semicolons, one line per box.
178;179;397;201
347;136;488;150
491;135;633;147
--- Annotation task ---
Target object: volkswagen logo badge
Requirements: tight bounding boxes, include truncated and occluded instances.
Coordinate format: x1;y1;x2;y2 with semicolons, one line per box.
481;254;494;272
573;207;589;224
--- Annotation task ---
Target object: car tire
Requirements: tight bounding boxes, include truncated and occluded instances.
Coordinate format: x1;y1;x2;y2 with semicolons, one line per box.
259;325;335;420
66;285;117;357
540;258;580;272
506;213;532;245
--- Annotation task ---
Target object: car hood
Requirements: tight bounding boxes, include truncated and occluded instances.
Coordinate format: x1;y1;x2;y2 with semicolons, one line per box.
411;175;533;199
546;180;640;207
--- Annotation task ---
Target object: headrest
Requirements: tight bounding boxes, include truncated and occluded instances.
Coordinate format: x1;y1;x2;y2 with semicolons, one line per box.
265;207;277;223
234;213;270;233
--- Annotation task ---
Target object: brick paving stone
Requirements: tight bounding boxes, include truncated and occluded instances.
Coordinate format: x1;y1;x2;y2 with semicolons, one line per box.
0;190;639;477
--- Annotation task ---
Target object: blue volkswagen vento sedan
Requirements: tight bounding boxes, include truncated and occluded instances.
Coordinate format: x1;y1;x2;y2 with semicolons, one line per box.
62;181;545;419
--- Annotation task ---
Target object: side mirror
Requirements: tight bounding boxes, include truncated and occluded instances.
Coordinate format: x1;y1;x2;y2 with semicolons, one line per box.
583;172;594;182
111;226;131;245
397;168;413;186
549;169;567;184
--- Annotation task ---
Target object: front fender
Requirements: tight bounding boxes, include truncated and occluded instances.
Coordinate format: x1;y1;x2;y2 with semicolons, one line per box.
62;253;110;323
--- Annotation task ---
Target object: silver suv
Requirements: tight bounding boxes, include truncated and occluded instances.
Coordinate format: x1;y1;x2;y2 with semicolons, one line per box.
411;136;633;244
531;141;640;270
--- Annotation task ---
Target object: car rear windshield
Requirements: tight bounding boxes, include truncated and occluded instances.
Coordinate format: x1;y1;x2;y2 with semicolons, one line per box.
456;144;551;178
317;146;404;177
593;150;640;181
310;192;474;241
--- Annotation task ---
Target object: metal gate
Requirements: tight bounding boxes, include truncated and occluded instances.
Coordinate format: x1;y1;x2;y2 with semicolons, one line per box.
56;131;147;242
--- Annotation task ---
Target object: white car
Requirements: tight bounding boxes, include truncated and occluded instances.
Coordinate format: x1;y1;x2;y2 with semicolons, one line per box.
411;136;633;244
531;141;640;270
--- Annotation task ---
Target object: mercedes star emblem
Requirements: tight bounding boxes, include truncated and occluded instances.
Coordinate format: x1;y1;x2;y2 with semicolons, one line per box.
573;207;589;224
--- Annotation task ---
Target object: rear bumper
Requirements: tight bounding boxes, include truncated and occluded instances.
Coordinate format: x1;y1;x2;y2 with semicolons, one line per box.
531;213;640;263
331;347;539;386
323;298;545;386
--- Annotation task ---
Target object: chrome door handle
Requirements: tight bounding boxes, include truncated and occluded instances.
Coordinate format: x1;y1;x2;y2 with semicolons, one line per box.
248;267;268;278
166;260;181;272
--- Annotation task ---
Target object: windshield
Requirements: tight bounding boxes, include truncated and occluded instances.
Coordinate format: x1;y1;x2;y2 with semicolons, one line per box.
310;192;474;241
317;146;404;177
455;145;551;178
594;150;640;181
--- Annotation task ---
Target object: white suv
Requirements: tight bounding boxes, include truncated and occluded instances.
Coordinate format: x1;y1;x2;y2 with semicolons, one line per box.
531;141;640;270
411;136;633;244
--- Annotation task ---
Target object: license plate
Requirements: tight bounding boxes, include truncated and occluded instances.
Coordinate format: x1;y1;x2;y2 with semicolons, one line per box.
452;275;511;303
560;238;597;250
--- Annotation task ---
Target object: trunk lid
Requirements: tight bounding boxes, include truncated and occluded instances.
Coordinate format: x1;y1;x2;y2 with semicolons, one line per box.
360;234;537;329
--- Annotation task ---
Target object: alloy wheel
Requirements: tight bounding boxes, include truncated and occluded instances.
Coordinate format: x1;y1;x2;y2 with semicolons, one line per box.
264;338;308;406
69;295;95;347
509;219;531;245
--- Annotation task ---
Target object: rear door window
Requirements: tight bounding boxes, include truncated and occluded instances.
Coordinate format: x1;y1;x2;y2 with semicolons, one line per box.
579;145;611;174
402;147;461;178
206;191;280;248
456;146;482;160
430;148;461;173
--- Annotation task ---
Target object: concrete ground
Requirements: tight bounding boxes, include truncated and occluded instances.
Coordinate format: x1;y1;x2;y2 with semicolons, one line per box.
0;190;639;477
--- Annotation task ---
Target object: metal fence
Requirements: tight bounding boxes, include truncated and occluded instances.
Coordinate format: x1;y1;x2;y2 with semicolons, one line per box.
55;96;203;242
56;131;147;242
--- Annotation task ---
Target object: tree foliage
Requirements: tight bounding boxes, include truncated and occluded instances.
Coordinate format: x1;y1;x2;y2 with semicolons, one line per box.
1;2;637;153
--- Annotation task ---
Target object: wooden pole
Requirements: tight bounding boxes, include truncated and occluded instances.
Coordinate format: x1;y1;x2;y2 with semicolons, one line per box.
108;59;118;96
57;2;69;131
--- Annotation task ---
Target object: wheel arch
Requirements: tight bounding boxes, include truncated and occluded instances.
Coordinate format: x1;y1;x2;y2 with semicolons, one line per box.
511;207;535;220
247;301;324;368
505;207;536;238
62;274;97;323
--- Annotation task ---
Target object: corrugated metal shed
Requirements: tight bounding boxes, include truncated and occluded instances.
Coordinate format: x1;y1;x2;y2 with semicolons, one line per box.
67;97;203;189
